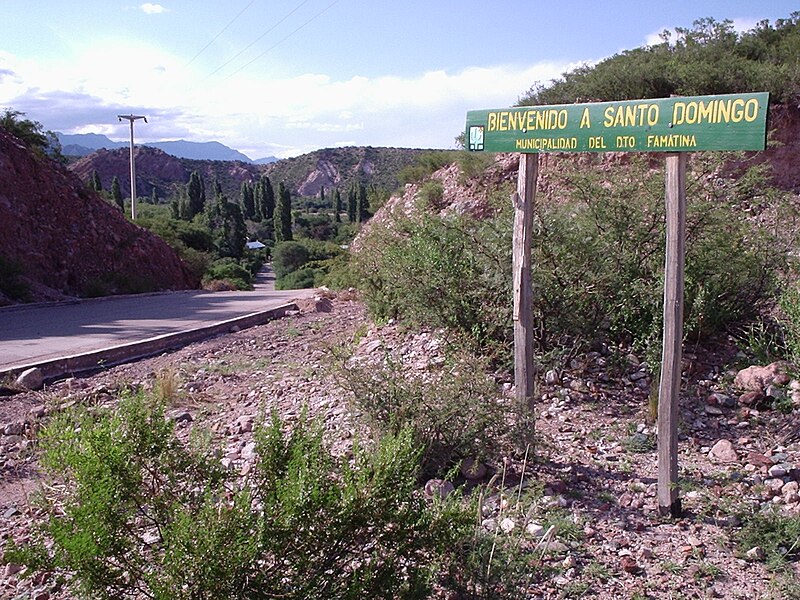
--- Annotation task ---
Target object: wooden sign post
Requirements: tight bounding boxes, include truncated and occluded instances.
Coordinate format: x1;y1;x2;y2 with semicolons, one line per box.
466;92;768;517
658;152;687;516
513;154;538;411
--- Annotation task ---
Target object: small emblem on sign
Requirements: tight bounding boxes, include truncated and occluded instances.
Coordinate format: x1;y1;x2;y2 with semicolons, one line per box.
469;125;484;151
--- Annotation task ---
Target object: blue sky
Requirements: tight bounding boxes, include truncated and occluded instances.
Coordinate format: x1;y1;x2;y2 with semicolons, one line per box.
0;1;796;159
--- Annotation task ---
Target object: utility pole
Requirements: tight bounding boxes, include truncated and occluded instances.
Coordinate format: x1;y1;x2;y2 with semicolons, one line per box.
117;114;147;220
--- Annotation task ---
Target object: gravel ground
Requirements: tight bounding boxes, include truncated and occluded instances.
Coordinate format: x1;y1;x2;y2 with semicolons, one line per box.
2;295;800;599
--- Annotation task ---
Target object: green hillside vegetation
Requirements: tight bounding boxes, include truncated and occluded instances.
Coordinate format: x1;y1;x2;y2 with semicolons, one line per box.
263;146;444;200
135;168;360;291
520;15;800;106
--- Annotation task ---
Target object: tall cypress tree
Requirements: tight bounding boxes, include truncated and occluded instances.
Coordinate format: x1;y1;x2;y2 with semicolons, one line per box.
205;189;246;258
254;181;264;221
357;183;370;223
347;185;357;223
240;181;255;220
333;188;342;223
187;171;205;219
262;175;275;221
90;170;102;192
275;182;293;242
110;176;123;211
149;187;158;205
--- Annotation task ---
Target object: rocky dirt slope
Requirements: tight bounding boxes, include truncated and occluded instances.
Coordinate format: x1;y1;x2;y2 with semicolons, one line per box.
2;295;800;599
0;131;197;304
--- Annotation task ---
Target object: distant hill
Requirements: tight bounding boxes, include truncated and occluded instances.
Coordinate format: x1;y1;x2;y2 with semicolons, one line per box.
69;145;440;203
57;132;278;164
70;146;264;200
262;146;434;197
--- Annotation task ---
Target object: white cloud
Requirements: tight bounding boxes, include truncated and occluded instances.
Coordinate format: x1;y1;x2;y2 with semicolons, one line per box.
0;39;572;158
140;3;167;15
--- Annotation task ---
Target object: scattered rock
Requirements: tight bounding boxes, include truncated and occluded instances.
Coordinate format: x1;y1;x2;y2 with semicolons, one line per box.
765;384;785;400
241;442;257;461
15;367;44;390
620;555;641;574
687;535;704;547
233;414;255;434
735;363;786;392
768;464;788;478
708;392;735;407
709;439;738;463
312;296;333;313
2;421;25;436
738;391;765;407
29;404;46;419
169;410;193;424
746;452;774;468
500;517;516;534
538;540;568;554
526;522;545;537
424;479;454;499
360;339;382;354
460;457;487;480
765;478;785;495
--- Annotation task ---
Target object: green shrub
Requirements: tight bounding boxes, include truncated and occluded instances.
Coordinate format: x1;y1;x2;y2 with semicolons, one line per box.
0;109;61;159
537;155;785;361
456;152;495;181
780;286;800;365
354;155;788;368
320;253;358;290
272;241;309;279
138;211;215;253
202;258;252;290
736;508;800;571
353;196;512;365
275;267;316;290
398;151;459;184
306;238;344;260
418;180;445;209
333;347;519;478
80;272;161;298
8;392;475;599
736;318;788;365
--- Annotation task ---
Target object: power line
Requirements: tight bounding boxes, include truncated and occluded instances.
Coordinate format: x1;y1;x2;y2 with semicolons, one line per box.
206;0;313;78
184;0;258;67
224;0;342;79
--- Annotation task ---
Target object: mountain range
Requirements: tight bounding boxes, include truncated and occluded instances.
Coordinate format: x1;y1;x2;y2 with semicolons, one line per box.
67;144;434;202
57;132;277;164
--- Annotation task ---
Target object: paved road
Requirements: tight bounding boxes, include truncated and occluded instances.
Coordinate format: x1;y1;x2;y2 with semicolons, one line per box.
0;269;313;371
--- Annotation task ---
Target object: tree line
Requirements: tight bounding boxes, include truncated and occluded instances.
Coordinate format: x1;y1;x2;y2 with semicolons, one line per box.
520;15;800;107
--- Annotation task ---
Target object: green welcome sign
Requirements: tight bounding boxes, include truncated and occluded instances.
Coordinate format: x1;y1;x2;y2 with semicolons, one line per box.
466;92;769;153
